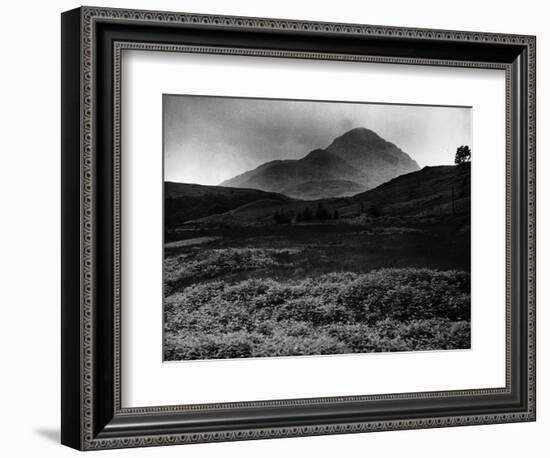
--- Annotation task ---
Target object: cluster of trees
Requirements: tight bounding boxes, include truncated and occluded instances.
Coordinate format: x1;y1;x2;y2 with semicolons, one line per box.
272;209;294;224
273;202;339;224
273;201;382;224
359;202;381;217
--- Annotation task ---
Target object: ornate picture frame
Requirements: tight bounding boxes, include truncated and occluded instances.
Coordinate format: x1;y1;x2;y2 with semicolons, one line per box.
61;6;536;450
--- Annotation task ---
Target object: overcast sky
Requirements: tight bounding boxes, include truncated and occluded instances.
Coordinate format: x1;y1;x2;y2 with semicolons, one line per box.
164;95;471;185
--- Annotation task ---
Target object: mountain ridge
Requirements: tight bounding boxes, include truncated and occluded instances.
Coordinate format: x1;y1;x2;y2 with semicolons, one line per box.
220;127;419;199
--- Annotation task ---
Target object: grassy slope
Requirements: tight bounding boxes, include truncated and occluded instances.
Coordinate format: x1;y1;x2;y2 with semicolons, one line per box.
346;163;470;217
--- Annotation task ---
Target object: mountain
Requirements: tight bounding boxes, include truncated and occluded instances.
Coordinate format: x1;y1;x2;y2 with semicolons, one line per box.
221;148;366;199
220;127;419;199
165;182;292;231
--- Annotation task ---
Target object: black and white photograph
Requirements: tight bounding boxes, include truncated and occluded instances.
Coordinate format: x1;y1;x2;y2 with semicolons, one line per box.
52;3;539;452
163;95;472;361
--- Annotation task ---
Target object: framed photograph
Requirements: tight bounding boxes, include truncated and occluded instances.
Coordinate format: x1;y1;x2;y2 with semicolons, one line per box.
61;6;536;450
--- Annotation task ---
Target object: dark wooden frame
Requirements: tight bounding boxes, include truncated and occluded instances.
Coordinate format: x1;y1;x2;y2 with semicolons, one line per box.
61;6;536;450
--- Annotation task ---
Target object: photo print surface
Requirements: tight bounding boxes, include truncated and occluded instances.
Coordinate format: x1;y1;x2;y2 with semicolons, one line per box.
163;95;472;361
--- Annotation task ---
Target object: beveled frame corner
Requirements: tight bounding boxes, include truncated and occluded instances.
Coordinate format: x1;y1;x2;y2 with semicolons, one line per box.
62;5;535;451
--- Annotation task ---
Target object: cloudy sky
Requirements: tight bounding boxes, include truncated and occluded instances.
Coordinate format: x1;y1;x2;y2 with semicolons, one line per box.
164;95;472;185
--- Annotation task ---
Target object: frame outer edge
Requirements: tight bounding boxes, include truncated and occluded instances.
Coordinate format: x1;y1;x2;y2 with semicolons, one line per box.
71;6;536;450
80;6;96;451
81;5;535;43
526;36;536;421
61;7;85;451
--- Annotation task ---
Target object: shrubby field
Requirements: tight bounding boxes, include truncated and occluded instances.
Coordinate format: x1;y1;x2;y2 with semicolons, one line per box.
163;225;470;360
164;247;302;295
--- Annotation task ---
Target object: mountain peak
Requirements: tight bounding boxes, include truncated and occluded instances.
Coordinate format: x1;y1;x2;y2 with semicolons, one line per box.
327;127;387;151
336;127;382;141
221;127;419;199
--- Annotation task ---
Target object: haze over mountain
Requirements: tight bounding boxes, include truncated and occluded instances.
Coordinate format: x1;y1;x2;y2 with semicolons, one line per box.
220;128;419;199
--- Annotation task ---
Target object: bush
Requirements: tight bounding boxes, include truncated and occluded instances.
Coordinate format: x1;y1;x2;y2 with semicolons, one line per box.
338;269;470;323
164;248;302;294
165;331;256;360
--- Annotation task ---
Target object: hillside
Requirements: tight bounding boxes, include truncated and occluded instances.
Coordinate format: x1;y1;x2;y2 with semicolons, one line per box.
220;127;419;199
346;163;470;217
164;182;292;231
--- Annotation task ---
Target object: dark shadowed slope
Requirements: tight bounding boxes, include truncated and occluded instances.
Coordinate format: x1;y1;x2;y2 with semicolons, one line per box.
165;182;292;230
344;163;470;217
220;127;419;199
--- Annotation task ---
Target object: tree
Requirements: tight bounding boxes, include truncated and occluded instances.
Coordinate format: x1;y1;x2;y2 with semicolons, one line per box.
364;203;380;217
455;145;471;165
333;210;339;220
316;202;330;220
273;208;291;224
288;210;296;225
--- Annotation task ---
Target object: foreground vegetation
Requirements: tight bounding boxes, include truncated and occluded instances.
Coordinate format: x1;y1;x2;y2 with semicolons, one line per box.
164;266;470;360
